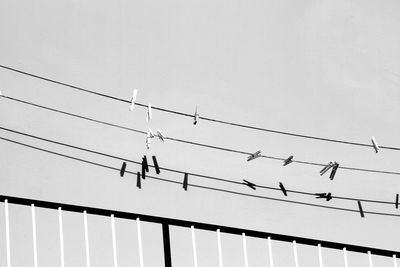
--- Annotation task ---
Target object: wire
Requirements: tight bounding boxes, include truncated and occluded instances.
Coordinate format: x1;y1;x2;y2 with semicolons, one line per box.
0;125;242;185
3;96;147;135
0;126;396;206
3;95;400;176
1;64;399;151
0;135;398;217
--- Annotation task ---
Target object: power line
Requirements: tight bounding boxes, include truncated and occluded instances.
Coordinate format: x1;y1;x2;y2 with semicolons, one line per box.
0;125;241;185
0;135;398;217
3;96;147;135
0;126;396;206
3;95;400;176
1;64;399;151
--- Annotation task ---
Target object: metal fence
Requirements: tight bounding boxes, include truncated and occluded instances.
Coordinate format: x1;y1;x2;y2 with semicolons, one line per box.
0;194;398;267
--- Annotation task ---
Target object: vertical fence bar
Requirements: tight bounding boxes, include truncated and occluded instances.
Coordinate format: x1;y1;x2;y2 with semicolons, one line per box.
317;244;324;267
31;204;38;267
58;207;65;267
162;223;172;267
293;240;299;267
368;251;373;267
267;236;274;267
111;214;118;267
217;229;223;267
83;210;90;267
137;218;144;267
394;255;398;267
242;233;249;267
343;247;349;267
191;226;198;267
5;199;11;267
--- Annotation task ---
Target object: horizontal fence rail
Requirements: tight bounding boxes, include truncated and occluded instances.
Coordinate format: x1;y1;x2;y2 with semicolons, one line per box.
0;194;398;264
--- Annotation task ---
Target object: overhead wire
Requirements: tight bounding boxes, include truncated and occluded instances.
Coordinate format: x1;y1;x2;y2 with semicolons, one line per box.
0;125;396;205
2;94;400;176
2;95;147;135
0;125;241;185
1;64;400;151
0;135;398;217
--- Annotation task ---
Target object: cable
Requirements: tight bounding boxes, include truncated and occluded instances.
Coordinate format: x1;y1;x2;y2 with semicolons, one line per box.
0;135;398;217
0;126;396;206
1;64;399;151
0;125;242;185
3;96;147;135
3;95;400;176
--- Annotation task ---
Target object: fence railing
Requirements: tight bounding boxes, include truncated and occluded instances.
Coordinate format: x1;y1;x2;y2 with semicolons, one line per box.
0;194;398;266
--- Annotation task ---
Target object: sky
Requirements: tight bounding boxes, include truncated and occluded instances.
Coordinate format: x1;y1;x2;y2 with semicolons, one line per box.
0;0;400;266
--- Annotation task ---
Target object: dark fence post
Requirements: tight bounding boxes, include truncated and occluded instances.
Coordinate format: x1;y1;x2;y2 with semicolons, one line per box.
162;223;172;267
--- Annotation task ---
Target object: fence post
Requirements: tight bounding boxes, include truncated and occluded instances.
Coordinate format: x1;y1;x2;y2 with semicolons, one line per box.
267;236;274;267
5;199;11;267
137;218;144;267
293;240;299;267
111;214;118;267
368;251;373;267
242;233;249;267
83;210;90;267
58;207;65;267
317;244;323;267
343;247;349;267
191;226;198;267
162;223;172;267
31;204;38;267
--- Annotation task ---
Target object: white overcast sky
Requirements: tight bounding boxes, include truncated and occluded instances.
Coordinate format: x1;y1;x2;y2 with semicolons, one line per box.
0;0;400;266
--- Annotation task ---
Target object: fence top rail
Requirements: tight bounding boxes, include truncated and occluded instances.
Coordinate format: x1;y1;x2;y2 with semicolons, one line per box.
0;194;398;257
